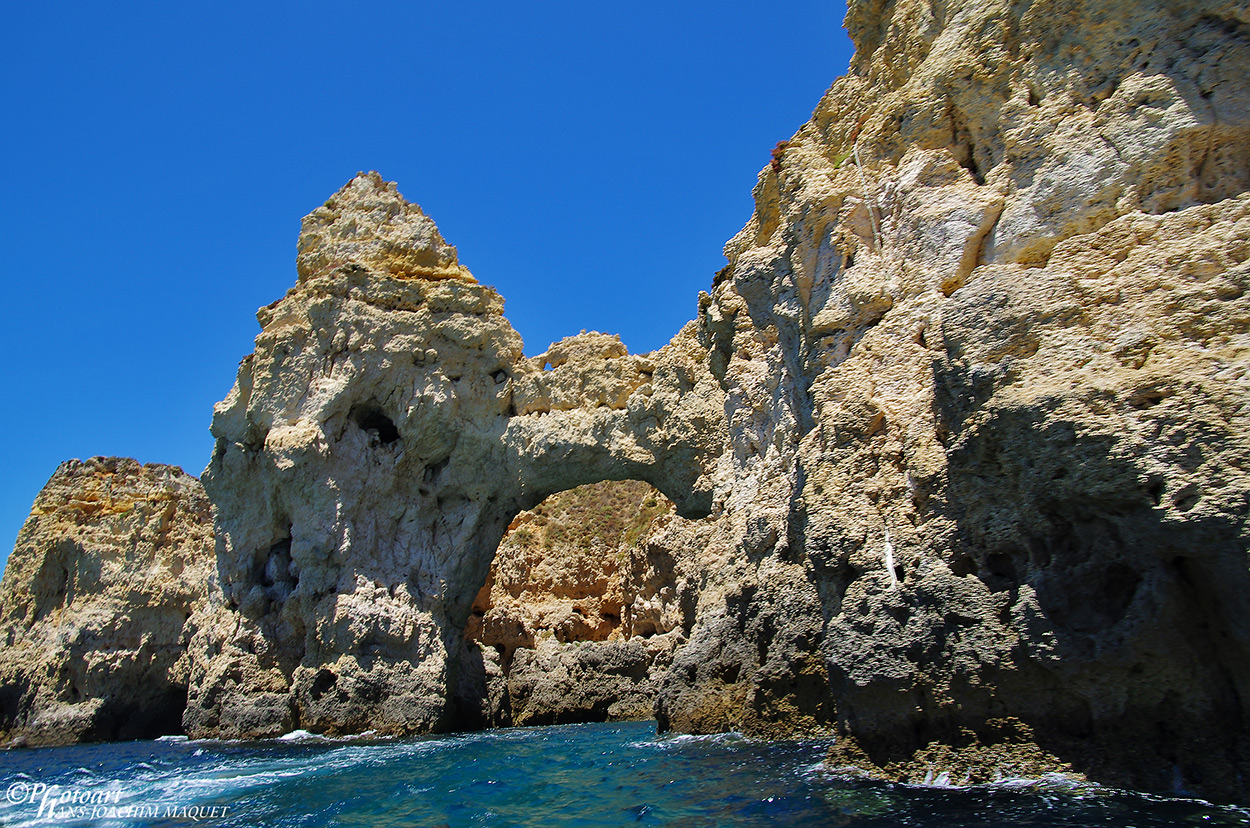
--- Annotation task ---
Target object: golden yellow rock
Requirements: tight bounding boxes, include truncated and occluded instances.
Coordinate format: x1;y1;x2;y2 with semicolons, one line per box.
4;0;1249;804
296;171;476;283
0;458;214;745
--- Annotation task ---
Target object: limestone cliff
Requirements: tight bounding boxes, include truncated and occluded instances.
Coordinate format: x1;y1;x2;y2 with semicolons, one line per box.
186;172;724;739
1;0;1247;804
0;458;214;745
660;0;1250;799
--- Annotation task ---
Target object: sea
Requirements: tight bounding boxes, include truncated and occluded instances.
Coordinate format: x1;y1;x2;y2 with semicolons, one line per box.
1;720;1246;827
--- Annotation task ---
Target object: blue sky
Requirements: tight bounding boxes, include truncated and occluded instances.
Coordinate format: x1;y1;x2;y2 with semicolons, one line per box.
0;3;853;570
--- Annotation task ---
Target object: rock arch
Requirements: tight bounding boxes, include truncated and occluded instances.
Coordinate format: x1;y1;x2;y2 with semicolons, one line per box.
185;173;727;738
463;479;694;727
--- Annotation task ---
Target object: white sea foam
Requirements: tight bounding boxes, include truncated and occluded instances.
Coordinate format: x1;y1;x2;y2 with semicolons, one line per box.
630;731;749;750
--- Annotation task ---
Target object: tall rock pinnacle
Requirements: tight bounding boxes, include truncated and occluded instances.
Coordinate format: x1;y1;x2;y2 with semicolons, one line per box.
296;171;475;283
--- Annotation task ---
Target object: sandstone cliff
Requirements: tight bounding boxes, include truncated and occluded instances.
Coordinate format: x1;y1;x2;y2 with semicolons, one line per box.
0;458;214;745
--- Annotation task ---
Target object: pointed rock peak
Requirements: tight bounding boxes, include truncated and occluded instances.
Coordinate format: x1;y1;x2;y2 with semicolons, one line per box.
295;171;476;283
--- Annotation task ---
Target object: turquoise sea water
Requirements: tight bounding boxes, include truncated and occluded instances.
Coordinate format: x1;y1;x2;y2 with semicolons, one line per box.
1;720;1247;827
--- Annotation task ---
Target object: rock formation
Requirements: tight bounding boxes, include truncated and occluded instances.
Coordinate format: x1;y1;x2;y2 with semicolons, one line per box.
467;480;693;725
659;0;1250;800
2;0;1248;804
0;458;214;745
185;172;725;739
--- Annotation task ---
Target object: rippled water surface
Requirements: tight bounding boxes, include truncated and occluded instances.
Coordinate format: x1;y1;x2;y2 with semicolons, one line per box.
2;721;1247;827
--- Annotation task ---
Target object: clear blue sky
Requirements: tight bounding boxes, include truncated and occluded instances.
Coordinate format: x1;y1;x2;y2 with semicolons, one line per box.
0;2;853;571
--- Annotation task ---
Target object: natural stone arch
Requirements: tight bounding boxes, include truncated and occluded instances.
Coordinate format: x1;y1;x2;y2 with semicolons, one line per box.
184;173;727;739
462;479;695;727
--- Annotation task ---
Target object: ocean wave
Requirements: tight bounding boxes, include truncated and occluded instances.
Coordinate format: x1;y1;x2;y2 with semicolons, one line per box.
810;761;1101;794
6;721;1236;827
274;728;390;744
629;730;749;750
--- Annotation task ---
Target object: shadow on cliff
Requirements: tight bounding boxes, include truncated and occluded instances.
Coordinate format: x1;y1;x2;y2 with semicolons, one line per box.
824;367;1250;800
946;397;1250;796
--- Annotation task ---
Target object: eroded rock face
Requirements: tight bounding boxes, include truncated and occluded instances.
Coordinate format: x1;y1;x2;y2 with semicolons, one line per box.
655;0;1250;801
187;172;726;739
0;458;214;745
465;480;697;725
8;0;1247;801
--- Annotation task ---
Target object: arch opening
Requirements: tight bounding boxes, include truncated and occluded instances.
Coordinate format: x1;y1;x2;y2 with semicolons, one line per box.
459;479;698;728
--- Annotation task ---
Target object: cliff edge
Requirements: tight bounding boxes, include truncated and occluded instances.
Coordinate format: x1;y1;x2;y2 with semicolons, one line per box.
675;0;1250;797
0;458;214;745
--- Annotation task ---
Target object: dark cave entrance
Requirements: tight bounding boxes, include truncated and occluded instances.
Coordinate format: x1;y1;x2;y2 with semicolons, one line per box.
349;402;401;445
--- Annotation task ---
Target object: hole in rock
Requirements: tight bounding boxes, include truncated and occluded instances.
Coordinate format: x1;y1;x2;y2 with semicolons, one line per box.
1045;561;1142;635
1173;485;1201;512
949;105;985;185
0;678;29;732
91;683;187;741
253;528;297;606
1102;562;1141;620
470;480;678;649
950;554;979;577
985;552;1017;583
350;403;400;445
310;669;338;701
463;479;692;727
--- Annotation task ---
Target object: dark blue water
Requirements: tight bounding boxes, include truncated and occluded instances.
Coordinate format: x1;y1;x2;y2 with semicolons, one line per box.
1;721;1246;827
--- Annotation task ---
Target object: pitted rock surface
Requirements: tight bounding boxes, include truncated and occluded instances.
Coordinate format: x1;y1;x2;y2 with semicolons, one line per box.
661;0;1250;800
0;458;214;745
1;0;1248;803
185;172;725;739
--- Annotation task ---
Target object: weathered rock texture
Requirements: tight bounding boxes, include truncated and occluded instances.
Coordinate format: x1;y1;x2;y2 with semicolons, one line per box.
466;480;694;725
194;19;1250;784
4;0;1249;803
0;458;214;745
660;0;1250;800
186;172;724;740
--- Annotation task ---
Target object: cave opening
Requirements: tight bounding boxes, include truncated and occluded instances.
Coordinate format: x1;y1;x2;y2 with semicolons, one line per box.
350;403;400;445
251;526;297;610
